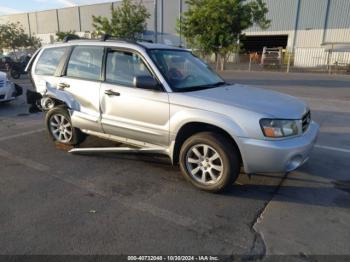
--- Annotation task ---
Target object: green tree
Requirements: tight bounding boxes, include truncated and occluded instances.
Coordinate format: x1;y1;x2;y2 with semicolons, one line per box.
179;0;270;70
56;30;77;41
0;22;41;56
92;0;150;39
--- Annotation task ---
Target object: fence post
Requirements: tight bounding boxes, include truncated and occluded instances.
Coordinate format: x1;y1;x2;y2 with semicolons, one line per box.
328;44;334;75
248;55;252;72
286;53;291;73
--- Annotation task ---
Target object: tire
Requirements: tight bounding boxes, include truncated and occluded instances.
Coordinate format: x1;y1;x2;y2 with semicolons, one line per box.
0;100;12;104
179;132;240;193
10;69;20;79
45;106;86;146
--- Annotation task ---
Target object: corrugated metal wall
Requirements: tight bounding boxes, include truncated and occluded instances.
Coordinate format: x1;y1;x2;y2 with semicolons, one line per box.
247;0;350;48
294;0;328;47
247;0;299;32
0;0;350;49
36;10;58;34
57;7;80;32
324;0;350;43
79;2;112;32
0;13;30;35
0;0;183;44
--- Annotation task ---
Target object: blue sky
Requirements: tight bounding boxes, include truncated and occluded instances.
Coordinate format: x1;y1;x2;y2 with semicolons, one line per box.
0;0;116;15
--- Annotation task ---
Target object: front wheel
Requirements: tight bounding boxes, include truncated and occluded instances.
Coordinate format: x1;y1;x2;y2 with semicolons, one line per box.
45;106;86;146
179;132;240;193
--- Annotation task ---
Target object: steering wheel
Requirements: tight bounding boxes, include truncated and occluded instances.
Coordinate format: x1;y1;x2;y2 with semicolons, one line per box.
168;68;183;80
183;74;196;82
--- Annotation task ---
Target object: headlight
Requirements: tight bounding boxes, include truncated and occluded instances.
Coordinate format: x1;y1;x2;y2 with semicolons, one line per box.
260;119;299;138
0;79;7;89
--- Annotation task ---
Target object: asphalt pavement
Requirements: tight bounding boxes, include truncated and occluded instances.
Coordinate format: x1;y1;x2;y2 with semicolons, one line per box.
0;72;349;258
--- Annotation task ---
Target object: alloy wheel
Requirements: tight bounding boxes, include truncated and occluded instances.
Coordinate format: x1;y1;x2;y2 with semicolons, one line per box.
185;144;224;185
49;114;73;143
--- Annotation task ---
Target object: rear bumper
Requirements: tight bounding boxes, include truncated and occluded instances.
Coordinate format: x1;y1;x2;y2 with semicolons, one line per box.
239;121;319;174
0;83;16;102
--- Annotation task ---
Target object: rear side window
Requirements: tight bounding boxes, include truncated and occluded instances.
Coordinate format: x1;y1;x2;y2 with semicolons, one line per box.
66;46;104;81
35;47;67;76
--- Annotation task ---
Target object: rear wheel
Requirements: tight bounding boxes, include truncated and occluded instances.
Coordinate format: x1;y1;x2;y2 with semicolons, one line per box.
10;69;20;79
45;106;85;146
179;132;240;192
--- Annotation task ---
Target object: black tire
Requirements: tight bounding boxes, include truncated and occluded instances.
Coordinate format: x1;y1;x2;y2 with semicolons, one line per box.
10;69;20;79
179;132;240;193
45;106;86;146
0;100;12;104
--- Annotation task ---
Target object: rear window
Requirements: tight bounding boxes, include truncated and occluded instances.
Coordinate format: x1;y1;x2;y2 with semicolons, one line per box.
35;47;67;76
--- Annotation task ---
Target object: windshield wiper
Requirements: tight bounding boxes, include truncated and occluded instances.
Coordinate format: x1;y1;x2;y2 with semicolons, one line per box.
212;81;228;87
175;81;228;92
191;81;228;89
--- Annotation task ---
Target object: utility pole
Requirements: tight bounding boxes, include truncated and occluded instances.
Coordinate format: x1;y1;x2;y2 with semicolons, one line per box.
179;0;183;47
154;0;158;43
27;13;32;37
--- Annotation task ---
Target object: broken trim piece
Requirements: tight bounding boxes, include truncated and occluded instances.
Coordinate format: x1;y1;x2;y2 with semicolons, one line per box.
69;147;168;155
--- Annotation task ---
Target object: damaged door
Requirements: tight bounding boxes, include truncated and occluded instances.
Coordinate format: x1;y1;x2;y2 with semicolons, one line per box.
58;45;104;132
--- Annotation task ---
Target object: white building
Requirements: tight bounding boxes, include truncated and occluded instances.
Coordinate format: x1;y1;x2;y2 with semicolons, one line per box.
1;0;349;67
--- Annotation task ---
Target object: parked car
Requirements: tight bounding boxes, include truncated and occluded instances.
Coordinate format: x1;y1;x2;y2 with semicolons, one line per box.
26;37;319;192
0;71;22;103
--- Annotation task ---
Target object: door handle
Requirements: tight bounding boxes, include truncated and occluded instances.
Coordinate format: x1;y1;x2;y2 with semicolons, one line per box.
57;82;70;90
104;89;120;96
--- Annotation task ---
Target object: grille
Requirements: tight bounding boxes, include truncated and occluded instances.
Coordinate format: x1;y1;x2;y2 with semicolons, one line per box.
0;80;4;88
302;111;311;133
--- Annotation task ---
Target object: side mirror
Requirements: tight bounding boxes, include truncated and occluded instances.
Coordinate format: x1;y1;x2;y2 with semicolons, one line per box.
133;75;160;91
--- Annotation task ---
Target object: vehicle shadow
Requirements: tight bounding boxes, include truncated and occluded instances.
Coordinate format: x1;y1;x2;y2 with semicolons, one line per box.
223;172;350;209
77;148;350;209
70;134;350;209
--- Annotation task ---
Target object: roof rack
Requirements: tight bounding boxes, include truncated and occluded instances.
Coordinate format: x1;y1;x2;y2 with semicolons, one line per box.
99;34;153;43
61;34;154;49
100;34;111;41
62;35;81;43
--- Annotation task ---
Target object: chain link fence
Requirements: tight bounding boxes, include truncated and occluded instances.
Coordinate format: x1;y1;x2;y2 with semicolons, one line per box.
205;47;350;75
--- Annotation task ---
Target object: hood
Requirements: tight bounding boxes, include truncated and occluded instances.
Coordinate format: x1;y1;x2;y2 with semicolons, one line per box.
184;84;308;119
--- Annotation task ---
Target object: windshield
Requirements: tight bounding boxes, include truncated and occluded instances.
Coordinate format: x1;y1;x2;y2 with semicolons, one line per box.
148;49;226;92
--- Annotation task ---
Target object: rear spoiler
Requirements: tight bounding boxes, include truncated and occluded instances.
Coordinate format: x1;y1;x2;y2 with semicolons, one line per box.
25;48;41;73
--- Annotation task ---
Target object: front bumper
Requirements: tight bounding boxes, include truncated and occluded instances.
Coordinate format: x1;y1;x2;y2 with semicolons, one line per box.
238;121;319;174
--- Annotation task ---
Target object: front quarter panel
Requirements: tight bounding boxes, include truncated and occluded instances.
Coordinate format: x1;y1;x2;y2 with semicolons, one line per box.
169;106;246;141
168;93;269;141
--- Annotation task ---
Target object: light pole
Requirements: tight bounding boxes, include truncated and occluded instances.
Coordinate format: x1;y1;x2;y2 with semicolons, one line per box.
154;0;158;43
179;0;183;47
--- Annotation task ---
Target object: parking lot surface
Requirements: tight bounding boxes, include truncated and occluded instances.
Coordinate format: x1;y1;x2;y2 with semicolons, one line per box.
0;72;349;257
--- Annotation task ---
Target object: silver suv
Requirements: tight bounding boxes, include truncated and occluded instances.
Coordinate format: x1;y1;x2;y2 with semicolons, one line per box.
26;37;319;192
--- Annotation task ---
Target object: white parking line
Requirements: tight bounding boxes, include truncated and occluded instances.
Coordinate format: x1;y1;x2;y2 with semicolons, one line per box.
121;199;211;231
0;129;45;142
0;146;210;232
0;148;50;172
315;144;350;154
